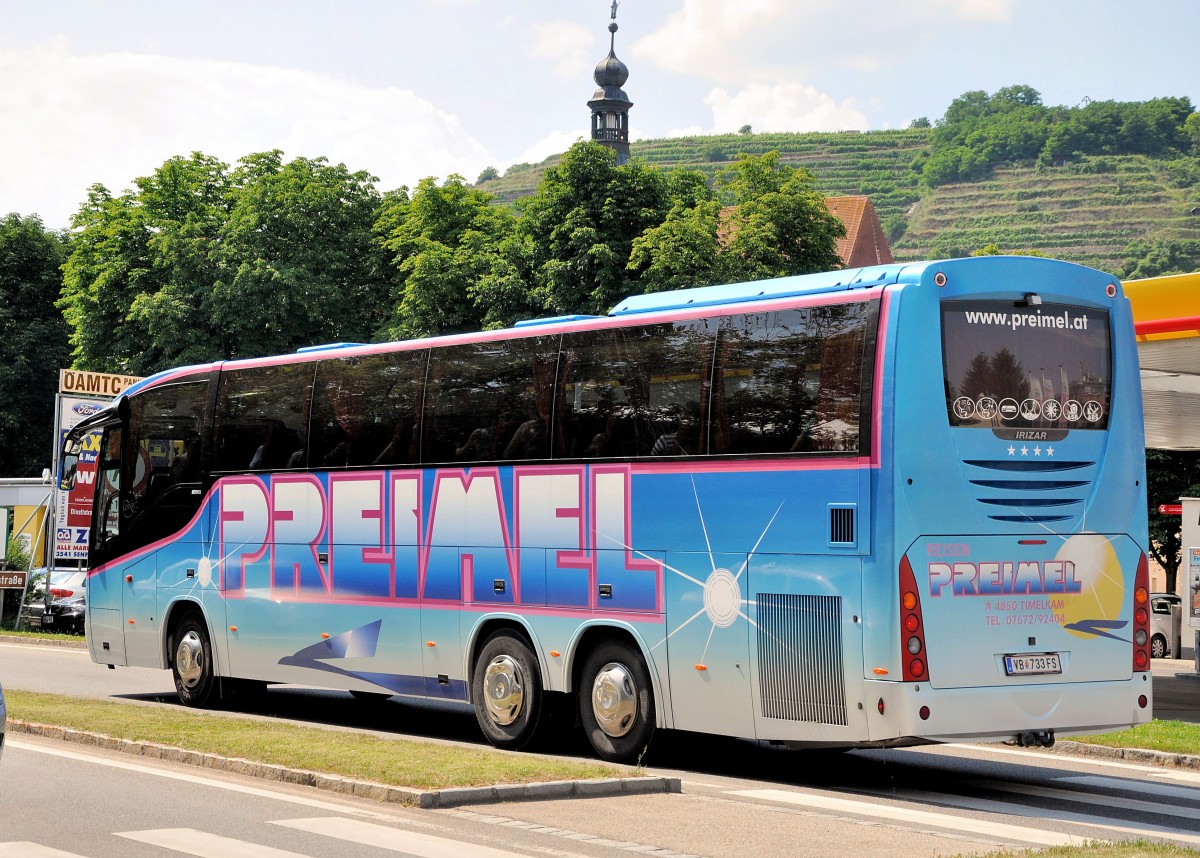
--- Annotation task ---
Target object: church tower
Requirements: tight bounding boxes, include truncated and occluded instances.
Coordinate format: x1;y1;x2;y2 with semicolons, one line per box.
588;2;632;164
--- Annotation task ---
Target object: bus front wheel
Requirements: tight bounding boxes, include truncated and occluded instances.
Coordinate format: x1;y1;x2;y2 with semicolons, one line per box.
578;640;655;763
172;613;217;708
471;631;543;750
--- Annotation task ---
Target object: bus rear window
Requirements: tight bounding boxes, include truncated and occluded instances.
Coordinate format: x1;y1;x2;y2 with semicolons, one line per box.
942;299;1111;431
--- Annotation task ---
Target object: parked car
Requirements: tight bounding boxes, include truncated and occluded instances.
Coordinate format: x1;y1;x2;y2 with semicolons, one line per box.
1149;592;1182;659
39;587;86;634
21;567;87;631
1;678;6;760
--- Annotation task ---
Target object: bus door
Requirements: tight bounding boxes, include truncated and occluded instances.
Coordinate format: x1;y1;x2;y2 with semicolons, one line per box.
664;551;754;737
120;551;159;665
421;546;469;699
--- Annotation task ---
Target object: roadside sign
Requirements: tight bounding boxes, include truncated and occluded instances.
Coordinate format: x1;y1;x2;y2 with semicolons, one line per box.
58;369;142;397
1159;504;1184;515
0;571;28;589
51;369;143;562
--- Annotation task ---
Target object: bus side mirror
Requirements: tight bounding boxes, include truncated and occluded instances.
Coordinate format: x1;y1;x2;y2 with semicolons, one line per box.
59;439;80;494
59;451;79;492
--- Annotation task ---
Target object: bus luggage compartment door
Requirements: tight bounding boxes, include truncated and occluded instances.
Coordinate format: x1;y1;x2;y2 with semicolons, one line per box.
663;551;753;737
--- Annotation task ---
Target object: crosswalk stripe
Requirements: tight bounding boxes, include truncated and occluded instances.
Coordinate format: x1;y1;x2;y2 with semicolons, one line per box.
116;829;308;857
0;845;87;858
727;789;1084;847
1058;774;1200;802
978;779;1200;821
273;817;532;858
881;789;1200;847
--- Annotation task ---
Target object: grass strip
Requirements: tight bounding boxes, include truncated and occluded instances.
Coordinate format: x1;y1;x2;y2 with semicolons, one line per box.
7;690;624;790
970;843;1199;857
1066;719;1200;757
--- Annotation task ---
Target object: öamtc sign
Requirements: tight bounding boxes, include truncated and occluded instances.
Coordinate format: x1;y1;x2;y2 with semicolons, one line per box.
59;369;142;397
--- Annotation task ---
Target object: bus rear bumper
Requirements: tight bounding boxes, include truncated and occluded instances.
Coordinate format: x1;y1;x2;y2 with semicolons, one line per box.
862;675;1154;746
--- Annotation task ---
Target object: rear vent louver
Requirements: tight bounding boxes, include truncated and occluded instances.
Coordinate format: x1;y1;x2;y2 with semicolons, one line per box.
756;593;847;725
962;459;1095;524
828;504;856;547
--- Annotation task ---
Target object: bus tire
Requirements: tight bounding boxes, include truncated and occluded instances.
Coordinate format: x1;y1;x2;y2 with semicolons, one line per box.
578;640;655;763
471;631;543;751
172;613;217;708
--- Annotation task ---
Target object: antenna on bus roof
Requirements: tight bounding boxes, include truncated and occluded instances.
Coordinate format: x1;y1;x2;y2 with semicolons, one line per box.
295;342;367;354
513;314;602;328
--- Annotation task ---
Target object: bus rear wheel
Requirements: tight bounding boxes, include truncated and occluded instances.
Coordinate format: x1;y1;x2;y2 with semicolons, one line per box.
471;631;543;750
172;613;217;708
578;640;655;763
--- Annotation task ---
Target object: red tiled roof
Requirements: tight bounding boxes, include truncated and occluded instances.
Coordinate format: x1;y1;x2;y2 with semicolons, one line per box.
825;195;893;267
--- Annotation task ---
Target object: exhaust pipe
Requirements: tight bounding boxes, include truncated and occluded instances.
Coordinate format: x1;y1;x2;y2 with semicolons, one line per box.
1015;730;1055;748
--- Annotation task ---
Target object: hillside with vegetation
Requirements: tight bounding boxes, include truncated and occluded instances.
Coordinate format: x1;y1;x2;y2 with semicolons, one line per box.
478;88;1200;276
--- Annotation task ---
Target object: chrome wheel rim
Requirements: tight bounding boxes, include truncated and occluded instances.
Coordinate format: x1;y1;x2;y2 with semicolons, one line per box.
175;630;205;690
483;654;524;726
591;661;638;738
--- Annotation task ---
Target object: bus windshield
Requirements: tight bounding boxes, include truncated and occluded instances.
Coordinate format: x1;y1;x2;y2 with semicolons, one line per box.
942;299;1111;430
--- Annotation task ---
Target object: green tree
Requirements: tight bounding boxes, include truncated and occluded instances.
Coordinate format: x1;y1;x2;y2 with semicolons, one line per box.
1119;238;1200;279
60;154;231;373
1186;112;1200;154
376;175;515;338
517;141;672;316
0;214;71;476
211;152;389;358
715;151;845;280
1146;449;1200;592
61;151;391;372
627;199;727;293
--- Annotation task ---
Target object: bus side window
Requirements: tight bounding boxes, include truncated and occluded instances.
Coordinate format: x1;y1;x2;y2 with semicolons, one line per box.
559;319;715;459
713;306;868;456
311;350;427;469
423;337;558;465
213;364;313;473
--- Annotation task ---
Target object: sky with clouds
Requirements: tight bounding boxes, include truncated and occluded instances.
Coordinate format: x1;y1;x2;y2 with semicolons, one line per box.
2;0;1196;228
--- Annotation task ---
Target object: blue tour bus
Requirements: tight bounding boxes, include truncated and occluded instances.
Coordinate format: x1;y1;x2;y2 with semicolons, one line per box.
60;255;1151;762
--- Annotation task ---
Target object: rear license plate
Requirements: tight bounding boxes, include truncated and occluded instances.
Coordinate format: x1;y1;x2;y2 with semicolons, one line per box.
1004;653;1061;676
41;615;53;624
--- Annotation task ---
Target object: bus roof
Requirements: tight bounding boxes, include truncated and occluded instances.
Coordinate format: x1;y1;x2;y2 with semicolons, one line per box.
112;256;1107;403
608;263;916;316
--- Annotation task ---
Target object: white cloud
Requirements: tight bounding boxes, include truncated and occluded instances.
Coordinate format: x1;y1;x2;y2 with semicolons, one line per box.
634;0;1016;81
705;83;868;134
0;42;493;227
532;21;594;79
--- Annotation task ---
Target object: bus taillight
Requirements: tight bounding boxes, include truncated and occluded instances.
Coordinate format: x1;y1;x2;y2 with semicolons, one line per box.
1133;552;1151;672
899;556;928;682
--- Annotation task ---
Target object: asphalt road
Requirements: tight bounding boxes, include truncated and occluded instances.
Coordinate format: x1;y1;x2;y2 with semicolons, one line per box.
4;641;1200;857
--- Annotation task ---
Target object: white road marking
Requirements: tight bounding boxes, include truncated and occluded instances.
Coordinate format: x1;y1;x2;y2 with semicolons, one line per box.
976;779;1200;821
1058;774;1200;802
0;845;87;857
7;738;393;820
886;788;1200;847
728;788;1085;847
940;743;1200;784
117;829;307;857
275;817;533;857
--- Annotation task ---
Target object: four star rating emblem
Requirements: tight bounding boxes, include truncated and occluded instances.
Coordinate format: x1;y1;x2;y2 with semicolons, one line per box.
1007;444;1055;457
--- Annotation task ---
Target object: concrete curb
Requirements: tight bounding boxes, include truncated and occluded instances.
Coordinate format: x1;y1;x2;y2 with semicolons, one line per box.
9;720;681;809
0;633;87;649
1041;739;1200;771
